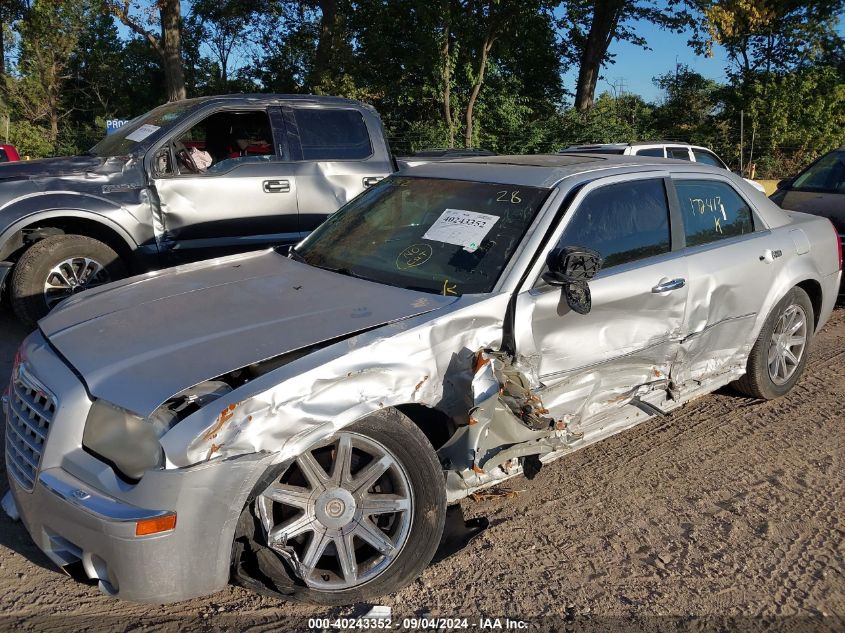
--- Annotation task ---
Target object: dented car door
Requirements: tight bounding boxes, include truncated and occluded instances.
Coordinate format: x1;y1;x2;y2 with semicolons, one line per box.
515;174;688;429
150;106;300;260
671;176;778;389
281;105;393;232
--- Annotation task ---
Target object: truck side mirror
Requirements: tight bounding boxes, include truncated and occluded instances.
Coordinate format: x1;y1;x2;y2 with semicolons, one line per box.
776;177;793;190
541;246;603;315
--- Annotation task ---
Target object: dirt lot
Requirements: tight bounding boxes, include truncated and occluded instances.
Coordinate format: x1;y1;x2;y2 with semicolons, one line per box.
0;305;843;632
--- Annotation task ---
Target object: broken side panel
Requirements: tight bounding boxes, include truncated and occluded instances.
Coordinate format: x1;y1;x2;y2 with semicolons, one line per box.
513;253;689;430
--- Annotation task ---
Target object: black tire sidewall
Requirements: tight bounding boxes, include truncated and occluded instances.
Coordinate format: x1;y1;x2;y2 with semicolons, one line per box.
10;235;126;326
235;408;447;605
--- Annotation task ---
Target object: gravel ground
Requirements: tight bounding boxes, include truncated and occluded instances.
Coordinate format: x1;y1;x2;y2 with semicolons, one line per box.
0;305;843;632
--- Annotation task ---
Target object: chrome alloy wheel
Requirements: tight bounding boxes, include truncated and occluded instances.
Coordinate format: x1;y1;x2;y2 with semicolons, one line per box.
43;257;110;308
257;432;413;591
767;303;808;385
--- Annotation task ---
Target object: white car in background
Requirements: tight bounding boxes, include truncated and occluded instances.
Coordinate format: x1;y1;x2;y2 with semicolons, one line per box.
560;142;768;194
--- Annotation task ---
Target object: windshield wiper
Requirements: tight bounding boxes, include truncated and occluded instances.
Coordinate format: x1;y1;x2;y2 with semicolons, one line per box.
288;248;307;263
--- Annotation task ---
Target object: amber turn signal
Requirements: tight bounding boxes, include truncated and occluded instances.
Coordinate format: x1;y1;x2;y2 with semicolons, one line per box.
135;514;176;536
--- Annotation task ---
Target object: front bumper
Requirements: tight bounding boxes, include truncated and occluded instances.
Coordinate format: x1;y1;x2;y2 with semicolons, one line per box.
0;260;11;296
6;455;268;603
3;330;273;603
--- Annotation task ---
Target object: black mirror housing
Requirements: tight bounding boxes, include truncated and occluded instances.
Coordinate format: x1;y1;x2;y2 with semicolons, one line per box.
776;178;793;190
542;246;603;315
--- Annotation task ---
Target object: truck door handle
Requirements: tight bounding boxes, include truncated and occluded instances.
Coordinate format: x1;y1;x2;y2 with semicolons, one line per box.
652;278;686;293
263;179;290;193
363;176;383;188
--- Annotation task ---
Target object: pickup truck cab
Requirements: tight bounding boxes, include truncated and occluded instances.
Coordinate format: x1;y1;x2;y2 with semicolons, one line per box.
0;94;392;325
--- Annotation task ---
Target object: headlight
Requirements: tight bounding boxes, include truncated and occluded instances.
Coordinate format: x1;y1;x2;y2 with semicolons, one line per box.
82;400;164;481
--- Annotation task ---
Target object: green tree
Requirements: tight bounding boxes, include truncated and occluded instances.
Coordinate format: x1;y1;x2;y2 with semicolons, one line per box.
6;0;89;148
104;0;187;101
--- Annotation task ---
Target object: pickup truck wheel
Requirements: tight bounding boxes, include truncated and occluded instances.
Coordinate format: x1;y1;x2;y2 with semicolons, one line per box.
734;287;814;400
231;408;447;605
10;235;126;327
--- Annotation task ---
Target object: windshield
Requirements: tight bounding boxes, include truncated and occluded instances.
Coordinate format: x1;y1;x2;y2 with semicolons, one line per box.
88;101;195;157
295;176;549;296
792;150;845;192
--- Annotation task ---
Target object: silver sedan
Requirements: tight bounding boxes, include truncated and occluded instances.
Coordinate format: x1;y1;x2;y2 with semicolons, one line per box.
3;154;841;604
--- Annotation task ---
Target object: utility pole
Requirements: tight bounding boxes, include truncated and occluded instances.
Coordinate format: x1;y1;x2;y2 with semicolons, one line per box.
740;110;744;175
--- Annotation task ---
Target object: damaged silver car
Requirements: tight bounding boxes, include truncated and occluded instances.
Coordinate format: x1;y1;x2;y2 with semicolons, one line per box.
3;154;842;604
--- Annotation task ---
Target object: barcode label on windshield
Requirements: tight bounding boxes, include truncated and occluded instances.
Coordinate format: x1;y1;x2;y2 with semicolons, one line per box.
422;209;499;253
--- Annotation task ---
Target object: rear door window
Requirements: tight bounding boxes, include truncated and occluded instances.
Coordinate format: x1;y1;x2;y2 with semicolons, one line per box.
691;149;727;169
675;180;754;246
635;147;665;157
667;147;692;160
559;178;672;269
792;151;845;193
293;108;372;160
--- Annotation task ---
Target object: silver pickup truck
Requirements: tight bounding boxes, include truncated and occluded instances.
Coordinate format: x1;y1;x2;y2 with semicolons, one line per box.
0;94;393;325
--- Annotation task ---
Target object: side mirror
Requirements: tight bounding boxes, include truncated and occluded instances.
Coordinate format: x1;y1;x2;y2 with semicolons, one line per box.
542;246;603;315
776;178;793;191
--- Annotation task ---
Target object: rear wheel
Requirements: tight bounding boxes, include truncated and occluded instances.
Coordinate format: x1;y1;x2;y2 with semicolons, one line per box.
10;234;126;327
231;408;447;604
734;287;814;399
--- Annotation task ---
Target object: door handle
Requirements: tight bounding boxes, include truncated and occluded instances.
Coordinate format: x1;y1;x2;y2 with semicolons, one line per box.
263;179;290;193
652;278;686;293
363;176;383;188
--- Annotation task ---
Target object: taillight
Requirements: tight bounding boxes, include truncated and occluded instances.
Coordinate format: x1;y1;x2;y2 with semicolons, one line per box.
832;219;843;271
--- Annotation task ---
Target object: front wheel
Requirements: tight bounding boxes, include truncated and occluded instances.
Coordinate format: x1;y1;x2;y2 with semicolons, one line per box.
231;408;447;605
734;286;814;399
10;234;126;327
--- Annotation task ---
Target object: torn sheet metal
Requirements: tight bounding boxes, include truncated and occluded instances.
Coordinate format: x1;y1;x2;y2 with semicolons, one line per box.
159;292;511;468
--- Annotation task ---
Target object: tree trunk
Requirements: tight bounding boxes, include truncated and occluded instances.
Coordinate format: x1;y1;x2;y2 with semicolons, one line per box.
440;17;453;146
464;35;493;149
310;0;338;89
573;0;625;113
160;0;186;101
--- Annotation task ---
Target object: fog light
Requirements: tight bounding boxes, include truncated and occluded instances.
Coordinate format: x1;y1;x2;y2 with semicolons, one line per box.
135;514;176;536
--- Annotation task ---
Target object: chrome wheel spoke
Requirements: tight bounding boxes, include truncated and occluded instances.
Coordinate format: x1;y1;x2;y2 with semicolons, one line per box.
359;493;411;515
331;433;353;485
262;482;312;508
270;511;314;542
297;451;330;490
301;532;329;572
333;532;359;584
351;454;392;495
783;348;799;366
354;517;397;555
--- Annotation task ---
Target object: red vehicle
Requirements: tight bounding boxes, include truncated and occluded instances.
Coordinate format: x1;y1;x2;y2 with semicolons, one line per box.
0;144;21;162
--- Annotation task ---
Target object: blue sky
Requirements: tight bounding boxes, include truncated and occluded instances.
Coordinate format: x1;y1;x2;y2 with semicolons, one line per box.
575;11;845;105
567;20;732;104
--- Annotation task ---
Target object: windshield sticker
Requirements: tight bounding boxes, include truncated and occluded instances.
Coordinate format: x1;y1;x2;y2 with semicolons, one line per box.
125;124;161;142
396;244;433;269
422;208;499;253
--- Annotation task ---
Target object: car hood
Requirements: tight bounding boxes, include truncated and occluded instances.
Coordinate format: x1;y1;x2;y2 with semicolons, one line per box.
39;250;457;417
0;155;126;181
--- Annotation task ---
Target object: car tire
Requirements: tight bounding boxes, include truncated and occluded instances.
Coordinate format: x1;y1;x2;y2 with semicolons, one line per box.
10;234;126;327
231;407;447;605
734;286;814;400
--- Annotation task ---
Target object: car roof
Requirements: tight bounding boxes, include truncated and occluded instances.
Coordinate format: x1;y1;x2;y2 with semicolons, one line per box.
399;153;722;187
562;141;696;150
181;93;371;110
